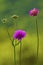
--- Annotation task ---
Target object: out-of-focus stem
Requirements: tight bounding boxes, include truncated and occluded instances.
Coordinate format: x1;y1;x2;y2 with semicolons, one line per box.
14;46;16;65
20;40;22;65
5;23;12;42
36;18;39;65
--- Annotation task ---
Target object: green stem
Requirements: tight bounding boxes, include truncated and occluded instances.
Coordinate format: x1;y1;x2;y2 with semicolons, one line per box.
15;41;20;46
6;25;16;65
7;28;12;41
12;40;16;65
36;18;39;65
14;46;16;65
5;23;12;42
12;38;14;46
12;40;20;65
20;40;22;65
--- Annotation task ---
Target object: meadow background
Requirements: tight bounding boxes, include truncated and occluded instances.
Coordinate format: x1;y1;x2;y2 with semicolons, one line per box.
0;0;43;65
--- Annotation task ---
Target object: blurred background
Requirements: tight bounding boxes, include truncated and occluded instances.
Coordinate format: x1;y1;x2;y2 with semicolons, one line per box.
0;0;43;65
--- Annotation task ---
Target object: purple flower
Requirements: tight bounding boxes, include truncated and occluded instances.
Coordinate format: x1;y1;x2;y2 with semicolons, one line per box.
13;30;26;40
29;8;39;16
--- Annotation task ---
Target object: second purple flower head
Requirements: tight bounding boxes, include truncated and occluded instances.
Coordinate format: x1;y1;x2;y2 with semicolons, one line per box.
13;30;26;40
29;8;39;16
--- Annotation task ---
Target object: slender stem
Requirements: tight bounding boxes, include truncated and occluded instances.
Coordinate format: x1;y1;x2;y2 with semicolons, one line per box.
20;40;22;65
7;28;12;41
14;46;16;65
15;41;20;46
36;18;39;64
5;23;12;42
13;41;20;65
12;40;16;65
4;22;17;65
12;38;14;46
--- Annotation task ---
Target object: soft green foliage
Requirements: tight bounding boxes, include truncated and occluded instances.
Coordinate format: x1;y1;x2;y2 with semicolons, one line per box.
0;0;43;65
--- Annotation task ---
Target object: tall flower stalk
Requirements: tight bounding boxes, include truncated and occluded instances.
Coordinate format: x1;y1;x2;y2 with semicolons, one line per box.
20;40;22;65
2;17;20;65
36;18;39;65
12;38;20;65
13;30;26;65
14;44;16;65
29;8;39;65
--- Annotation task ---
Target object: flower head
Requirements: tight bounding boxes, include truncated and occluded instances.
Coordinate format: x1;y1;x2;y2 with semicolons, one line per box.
1;18;7;24
13;30;26;40
11;15;19;19
29;8;39;16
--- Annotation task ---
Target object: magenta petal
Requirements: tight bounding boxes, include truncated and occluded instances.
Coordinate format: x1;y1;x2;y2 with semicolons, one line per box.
29;8;39;16
13;30;26;40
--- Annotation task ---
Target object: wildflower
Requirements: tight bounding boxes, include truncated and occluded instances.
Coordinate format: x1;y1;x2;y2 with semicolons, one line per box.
1;18;7;24
29;8;40;65
13;30;26;40
29;8;39;16
11;15;19;19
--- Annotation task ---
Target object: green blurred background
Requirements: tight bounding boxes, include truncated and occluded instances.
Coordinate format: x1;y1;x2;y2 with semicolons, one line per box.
0;0;43;65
